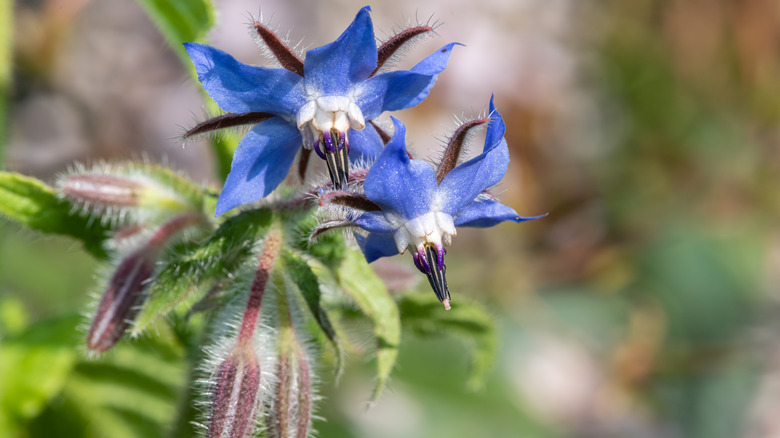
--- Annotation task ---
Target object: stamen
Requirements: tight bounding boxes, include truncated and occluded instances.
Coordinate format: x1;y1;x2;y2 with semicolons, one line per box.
412;249;429;274
321;130;350;190
423;244;451;308
183;112;274;139
372;25;435;76
253;21;304;75
435;118;489;184
323;131;337;153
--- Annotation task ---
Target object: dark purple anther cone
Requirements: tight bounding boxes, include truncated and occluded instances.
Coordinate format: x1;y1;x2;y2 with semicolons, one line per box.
87;248;156;353
412;244;451;310
323;131;337;153
207;346;262;438
320;130;350;190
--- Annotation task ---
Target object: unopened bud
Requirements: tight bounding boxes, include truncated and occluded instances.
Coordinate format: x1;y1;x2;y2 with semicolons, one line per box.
87;213;207;352
58;163;203;223
207;345;262;438
61;174;144;207
267;334;313;438
87;247;156;353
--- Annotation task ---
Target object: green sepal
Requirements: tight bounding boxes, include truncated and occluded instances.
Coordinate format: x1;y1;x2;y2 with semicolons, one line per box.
290;213;348;271
132;208;272;334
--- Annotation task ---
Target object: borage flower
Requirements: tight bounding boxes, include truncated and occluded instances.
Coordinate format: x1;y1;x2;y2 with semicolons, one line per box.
184;6;458;216
315;97;545;309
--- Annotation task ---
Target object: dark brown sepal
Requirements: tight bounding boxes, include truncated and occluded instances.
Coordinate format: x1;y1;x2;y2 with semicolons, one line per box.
253;21;304;76
183;112;274;139
436;118;489;184
319;191;380;212
372;25;435;76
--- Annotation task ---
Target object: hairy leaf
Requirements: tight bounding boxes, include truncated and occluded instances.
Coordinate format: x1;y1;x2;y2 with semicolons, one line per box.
337;250;400;400
133;208;273;334
281;249;343;375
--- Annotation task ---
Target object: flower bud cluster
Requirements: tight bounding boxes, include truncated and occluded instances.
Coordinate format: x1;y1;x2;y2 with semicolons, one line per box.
64;162;210;353
200;229;316;438
86;212;208;353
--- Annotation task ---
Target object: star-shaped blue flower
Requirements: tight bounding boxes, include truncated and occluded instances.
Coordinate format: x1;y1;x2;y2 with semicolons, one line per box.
346;97;545;308
184;6;458;216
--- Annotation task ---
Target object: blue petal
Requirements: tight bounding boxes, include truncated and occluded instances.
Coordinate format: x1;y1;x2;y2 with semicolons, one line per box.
454;198;547;228
348;123;384;162
484;95;506;153
437;100;510;215
353;211;397;234
303;7;377;95
355;233;400;263
184;43;305;116
356;43;459;120
363;118;437;220
215;118;301;216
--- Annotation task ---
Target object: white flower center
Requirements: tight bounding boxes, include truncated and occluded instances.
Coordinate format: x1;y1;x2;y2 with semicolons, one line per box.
296;96;365;148
393;211;457;254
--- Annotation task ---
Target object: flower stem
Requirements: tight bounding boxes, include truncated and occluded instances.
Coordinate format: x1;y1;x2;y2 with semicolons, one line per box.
237;227;282;345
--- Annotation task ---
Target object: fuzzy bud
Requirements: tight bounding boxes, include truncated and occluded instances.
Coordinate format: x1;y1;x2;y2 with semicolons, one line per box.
86;213;207;352
58;162;203;224
61;174;144;207
207;345;262;438
87;246;156;353
266;329;313;438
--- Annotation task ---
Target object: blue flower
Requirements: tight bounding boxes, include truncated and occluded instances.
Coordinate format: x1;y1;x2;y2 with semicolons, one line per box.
341;97;545;309
184;6;458;216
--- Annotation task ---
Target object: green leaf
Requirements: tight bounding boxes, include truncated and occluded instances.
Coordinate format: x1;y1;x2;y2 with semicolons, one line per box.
135;0;214;66
0;315;81;436
133;208;273;334
281;249;343;375
337;249;400;401
37;322;188;438
0;172;110;258
397;293;498;391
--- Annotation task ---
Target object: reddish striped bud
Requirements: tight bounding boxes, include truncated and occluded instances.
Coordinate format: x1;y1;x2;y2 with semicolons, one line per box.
58;162;204;224
61;173;144;207
87;247;156;352
207;345;262;438
266;330;313;438
86;213;207;352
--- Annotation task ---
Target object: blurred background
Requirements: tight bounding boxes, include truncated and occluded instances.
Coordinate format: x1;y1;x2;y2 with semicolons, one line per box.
2;0;780;437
